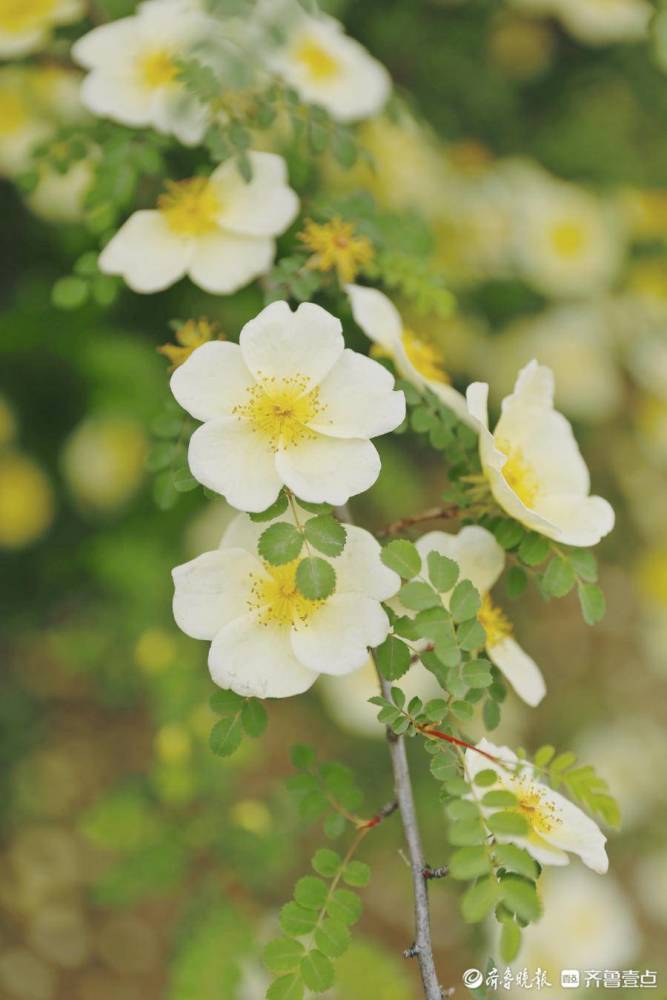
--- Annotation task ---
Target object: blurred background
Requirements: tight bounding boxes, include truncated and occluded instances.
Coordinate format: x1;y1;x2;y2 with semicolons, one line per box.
2;0;667;997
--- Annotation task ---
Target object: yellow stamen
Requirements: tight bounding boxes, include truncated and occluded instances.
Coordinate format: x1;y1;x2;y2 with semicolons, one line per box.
495;437;540;507
0;0;56;33
250;560;323;628
158;178;221;237
477;594;513;647
513;780;560;836
294;37;340;80
299;217;374;285
158;318;224;370
550;220;586;259
401;329;450;384
139;48;178;90
233;376;324;452
0;90;29;135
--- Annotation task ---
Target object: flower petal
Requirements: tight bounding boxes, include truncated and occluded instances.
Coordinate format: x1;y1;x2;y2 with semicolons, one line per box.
276;434;380;505
533;494;615;547
172;547;258;639
188;417;282;513
333;525;401;600
209;613;317;698
291;593;390;675
170;341;254;422
486;636;546;707
211;152;299;237
188;230;275;294
239;301;344;390
415;525;504;595
346;283;403;352
534;784;609;874
99;211;189;293
308;349;405;439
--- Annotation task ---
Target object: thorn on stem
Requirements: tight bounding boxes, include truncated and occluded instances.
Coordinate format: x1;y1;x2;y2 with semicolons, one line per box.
422;864;449;880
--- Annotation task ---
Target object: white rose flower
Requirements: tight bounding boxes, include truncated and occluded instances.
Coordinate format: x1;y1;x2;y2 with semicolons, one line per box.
411;527;546;707
0;0;83;58
466;360;615;547
346;284;473;426
98;152;299;295
555;0;652;46
172;511;400;698
170;300;406;512
465;739;609;873
268;13;390;123
72;2;218;145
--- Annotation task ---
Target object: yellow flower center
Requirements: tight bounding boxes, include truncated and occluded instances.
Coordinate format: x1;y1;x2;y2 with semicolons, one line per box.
495;438;540;507
0;0;56;33
477;594;513;647
401;329;450;384
299;217;374;284
158;318;223;370
250;560;323;628
294;36;341;80
0;90;28;135
139;48;178;90
549;220;586;259
513;781;560;836
233;376;324;452
158;178;221;237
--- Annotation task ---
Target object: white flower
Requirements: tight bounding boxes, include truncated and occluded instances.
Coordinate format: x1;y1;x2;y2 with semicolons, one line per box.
72;2;218;144
98;152;298;295
465;738;609;873
0;0;83;58
346;284;473;426
554;0;652;46
171;511;400;697
27;157;95;223
466;360;615;547
170;300;405;511
268;12;390;123
412;527;546;707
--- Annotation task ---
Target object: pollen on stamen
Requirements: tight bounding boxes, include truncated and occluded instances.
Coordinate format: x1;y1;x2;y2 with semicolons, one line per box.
233;373;326;452
248;562;324;629
495;437;541;507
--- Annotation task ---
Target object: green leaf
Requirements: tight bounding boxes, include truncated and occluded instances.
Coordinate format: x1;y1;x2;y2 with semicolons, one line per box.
241;698;267;737
450;580;481;623
500;920;522;963
303;514;347;556
390;686;406;709
568;549;598;583
210;690;244;715
249;491;288;522
343;861;371;887
312;849;341;878
326;889;362;925
314;918;350;958
267;973;304;1000
399;581;441;610
430;751;458;782
481;790;517;808
427;551;459;592
445;798;478;821
294;876;328;910
451;699;474;720
494;844;540;880
542;556;576;598
449;818;486;846
375;635;411;680
578;583;606;625
493;520;525;550
296;557;336;599
473;769;498;787
290;744;316;770
324;812;347;839
550;751;577;779
500;876;542;922
483;698;501;730
52;275;89;310
258;522;304;565
457;619;487;651
295;499;333;514
518;533;550;567
461;876;500;923
534;745;556;769
381;539;421;578
487;811;530;836
209;716;243;757
505;565;528;599
300;950;334;992
424;698;448;722
264;938;305;973
280;902;318;936
462;659;493;688
449;846;492;880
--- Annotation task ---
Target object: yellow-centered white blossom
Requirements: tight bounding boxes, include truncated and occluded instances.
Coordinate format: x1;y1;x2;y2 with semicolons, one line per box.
0;0;83;58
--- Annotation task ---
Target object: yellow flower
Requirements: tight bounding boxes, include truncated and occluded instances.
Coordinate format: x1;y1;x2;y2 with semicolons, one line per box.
299;217;374;284
0;452;54;549
158;318;224;371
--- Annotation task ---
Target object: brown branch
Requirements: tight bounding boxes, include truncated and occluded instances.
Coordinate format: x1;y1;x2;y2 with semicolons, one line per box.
379;504;460;538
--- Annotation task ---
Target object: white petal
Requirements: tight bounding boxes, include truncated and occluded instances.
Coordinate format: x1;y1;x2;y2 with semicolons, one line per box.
332;525;401;600
487;636;546;707
276;434;380;505
239;301;344;390
211;152;299;237
221;511;270;553
464;739;516;785
291;593;390;675
416;525;504;595
188;417;282;513
72;19;139;70
172;547;258;639
519;834;570;868
170;341;254;422
505;359;555;411
308;349;405;439
188;231;275;294
536;784;609;874
209;613;316;698
79;72;154;127
466;380;490;429
533;494;615;547
416;375;475;427
346;283;403;352
99;211;189;293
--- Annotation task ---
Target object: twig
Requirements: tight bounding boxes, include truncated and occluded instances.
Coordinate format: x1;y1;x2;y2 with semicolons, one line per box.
379;504;460;538
374;666;443;1000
